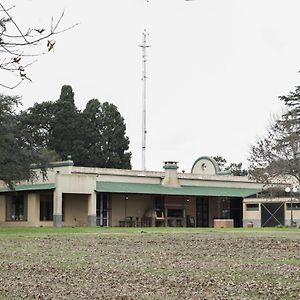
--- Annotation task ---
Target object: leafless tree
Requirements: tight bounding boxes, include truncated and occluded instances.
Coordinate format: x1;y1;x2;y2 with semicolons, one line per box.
0;2;78;89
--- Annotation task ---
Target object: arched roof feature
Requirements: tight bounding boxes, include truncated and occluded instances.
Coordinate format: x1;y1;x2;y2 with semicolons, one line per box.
191;156;220;175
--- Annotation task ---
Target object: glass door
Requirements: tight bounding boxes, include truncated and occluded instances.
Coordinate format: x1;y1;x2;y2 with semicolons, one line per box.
196;197;209;227
96;193;110;227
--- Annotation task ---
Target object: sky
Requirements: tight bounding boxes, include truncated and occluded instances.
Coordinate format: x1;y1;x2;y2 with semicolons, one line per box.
3;0;300;172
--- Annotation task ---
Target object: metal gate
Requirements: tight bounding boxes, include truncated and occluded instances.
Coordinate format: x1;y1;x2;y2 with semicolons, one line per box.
261;202;284;227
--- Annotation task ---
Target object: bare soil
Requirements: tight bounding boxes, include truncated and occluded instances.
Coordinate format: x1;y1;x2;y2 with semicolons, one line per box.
0;229;299;299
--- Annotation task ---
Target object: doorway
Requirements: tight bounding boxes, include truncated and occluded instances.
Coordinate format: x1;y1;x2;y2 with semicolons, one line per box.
96;193;111;226
261;202;284;227
229;198;243;227
196;197;209;227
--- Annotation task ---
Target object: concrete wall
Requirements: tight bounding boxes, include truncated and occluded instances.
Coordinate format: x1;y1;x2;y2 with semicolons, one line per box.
58;174;96;194
0;193;42;227
63;194;88;226
243;197;300;227
192;158;217;175
243;201;261;227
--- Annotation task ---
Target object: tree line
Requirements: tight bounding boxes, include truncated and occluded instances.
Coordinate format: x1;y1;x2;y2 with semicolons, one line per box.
0;85;131;187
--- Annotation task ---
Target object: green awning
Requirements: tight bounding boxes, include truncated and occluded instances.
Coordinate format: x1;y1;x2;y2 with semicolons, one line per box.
96;181;260;198
0;183;55;193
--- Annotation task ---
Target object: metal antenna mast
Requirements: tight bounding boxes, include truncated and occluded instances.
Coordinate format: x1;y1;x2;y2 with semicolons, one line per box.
140;29;150;170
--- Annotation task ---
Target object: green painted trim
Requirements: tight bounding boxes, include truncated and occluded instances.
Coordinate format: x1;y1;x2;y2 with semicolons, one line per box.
0;183;55;193
191;156;220;174
218;170;232;176
96;181;261;198
30;160;74;169
163;166;179;170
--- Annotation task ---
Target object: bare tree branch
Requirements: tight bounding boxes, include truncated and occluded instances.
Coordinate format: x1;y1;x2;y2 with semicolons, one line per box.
0;2;78;89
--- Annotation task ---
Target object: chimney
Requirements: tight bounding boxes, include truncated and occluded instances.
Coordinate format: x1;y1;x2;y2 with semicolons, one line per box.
162;161;181;187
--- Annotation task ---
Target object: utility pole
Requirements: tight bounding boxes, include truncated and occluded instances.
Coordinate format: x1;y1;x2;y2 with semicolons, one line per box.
139;29;150;171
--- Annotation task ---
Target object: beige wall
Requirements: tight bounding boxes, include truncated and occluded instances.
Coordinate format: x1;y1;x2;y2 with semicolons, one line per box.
243;202;260;221
243;198;300;226
192;158;217;175
27;193;39;226
63;194;88;226
285;204;300;221
58;174;96;194
0;193;42;227
111;194;154;226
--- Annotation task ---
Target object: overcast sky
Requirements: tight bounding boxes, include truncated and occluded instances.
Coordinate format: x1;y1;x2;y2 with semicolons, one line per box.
4;0;300;171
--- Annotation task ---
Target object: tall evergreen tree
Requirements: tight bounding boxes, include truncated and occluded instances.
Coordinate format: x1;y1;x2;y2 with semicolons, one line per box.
18;85;131;169
18;101;56;150
0;95;49;188
83;99;131;169
50;85;87;162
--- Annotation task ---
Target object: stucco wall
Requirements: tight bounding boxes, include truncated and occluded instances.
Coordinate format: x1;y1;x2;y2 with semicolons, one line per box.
63;194;88;226
58;174;96;194
0;193;40;227
243;198;300;227
192;158;217;175
27;193;39;226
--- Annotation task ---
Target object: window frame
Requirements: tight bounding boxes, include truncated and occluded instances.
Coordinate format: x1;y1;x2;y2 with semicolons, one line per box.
246;203;259;211
6;194;28;221
40;193;53;221
286;203;300;210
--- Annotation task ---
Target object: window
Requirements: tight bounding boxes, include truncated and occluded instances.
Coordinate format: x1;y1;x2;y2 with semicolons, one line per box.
40;194;53;221
286;203;300;210
167;209;183;218
6;194;27;221
246;203;259;211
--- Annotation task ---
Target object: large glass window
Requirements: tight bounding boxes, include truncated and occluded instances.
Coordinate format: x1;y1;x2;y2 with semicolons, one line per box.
6;194;27;221
40;194;53;221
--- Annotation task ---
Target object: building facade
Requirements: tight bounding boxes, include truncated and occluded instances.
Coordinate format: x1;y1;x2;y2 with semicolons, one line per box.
0;156;266;228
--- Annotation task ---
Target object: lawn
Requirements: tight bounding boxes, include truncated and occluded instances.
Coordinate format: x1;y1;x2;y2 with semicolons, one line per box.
0;227;299;299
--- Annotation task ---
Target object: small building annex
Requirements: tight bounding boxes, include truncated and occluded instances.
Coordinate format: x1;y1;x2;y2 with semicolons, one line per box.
0;156;263;228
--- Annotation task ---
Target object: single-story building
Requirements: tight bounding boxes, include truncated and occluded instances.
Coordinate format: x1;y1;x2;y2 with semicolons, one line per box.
0;156;269;228
244;187;300;227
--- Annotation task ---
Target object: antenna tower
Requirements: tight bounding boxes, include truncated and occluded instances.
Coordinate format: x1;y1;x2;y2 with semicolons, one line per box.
140;29;150;170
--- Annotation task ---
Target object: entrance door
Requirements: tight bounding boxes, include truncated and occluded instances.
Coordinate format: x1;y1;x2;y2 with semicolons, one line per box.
261;203;284;227
196;197;209;227
96;193;110;226
230;198;243;228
